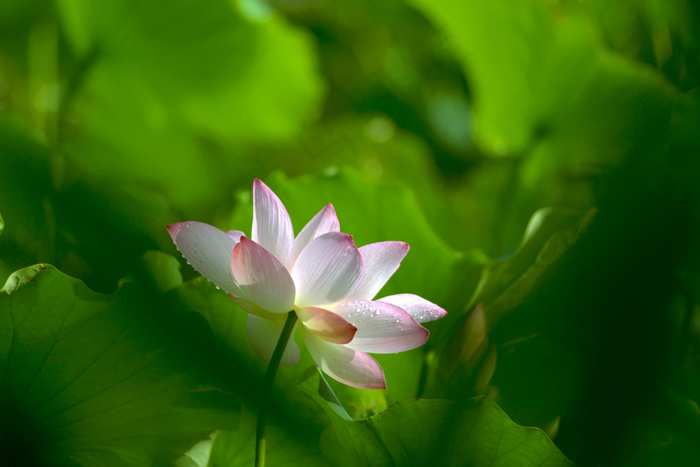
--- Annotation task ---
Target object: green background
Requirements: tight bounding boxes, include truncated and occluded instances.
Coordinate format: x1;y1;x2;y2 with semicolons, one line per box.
1;0;700;465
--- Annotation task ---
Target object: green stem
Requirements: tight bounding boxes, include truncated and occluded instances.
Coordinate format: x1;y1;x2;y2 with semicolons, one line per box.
255;311;298;467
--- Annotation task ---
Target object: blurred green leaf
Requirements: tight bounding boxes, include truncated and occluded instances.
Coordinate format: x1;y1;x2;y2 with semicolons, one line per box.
0;118;179;292
322;397;572;466
139;250;183;293
409;0;675;157
471;207;595;325
172;279;331;466
0;118;55;280
55;0;323;208
298;367;352;421
175;433;216;467
422;208;591;414
207;412;327;467
0;264;239;466
408;0;676;255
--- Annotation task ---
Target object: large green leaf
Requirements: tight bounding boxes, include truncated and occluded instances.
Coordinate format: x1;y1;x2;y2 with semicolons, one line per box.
322;397;572;466
0;118;180;292
0;264;239;466
408;0;676;253
55;0;323;208
409;0;675;157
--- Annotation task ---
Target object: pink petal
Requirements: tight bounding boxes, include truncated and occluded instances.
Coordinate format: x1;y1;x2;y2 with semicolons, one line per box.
291;232;364;308
167;221;245;297
293;203;340;264
247;314;300;367
344;242;409;301
333;300;429;353
377;294;447;323
302;327;386;390
231;237;295;313
226;230;245;243
296;306;356;344
252;179;294;269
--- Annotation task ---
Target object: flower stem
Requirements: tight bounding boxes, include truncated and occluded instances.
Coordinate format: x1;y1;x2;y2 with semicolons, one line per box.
255;311;298;467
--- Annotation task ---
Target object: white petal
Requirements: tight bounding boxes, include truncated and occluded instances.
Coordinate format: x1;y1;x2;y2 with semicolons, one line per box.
226;230;245;243
344;242;409;301
333;300;429;353
167;222;245;297
252;179;294;269
247;314;300;367
296;306;356;344
231;237;295;313
291;232;364;308
302;327;385;390
293;203;340;264
377;294;447;323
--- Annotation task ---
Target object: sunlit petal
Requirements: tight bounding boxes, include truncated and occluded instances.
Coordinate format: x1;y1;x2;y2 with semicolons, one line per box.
252;179;294;269
167;221;245;297
232;237;295;313
377;294;447;323
296;306;356;344
291;232;364;308
344;242;409;301
302;327;386;390
226;230;245;243
293;203;340;264
334;299;429;353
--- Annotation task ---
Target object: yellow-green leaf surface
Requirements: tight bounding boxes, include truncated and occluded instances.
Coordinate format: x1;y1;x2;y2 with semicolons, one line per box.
55;0;323;208
409;0;675;158
322;397;572;467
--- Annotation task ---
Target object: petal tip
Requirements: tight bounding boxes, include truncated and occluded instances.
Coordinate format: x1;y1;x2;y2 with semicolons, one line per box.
338;325;358;345
253;178;270;193
420;326;430;344
325;203;338;215
166;222;183;239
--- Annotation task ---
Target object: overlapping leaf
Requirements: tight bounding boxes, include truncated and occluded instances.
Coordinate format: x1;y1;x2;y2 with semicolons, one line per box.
322;397;572;466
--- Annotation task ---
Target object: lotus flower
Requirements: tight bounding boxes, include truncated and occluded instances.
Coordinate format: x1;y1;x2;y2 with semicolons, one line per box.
167;179;446;389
